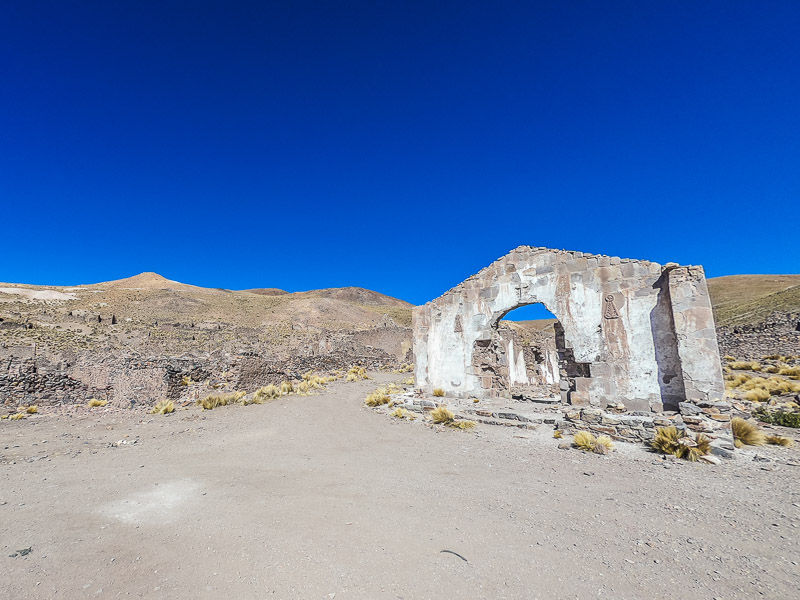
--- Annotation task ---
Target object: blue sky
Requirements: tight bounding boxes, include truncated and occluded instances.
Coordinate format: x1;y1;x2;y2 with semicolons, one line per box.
1;1;798;313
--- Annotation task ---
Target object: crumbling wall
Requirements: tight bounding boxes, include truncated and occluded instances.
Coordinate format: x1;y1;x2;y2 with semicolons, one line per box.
413;246;725;411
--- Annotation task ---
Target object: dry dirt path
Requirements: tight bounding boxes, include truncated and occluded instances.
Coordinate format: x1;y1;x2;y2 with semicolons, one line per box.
2;374;799;599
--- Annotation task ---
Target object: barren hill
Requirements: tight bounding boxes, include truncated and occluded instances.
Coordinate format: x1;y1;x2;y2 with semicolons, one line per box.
707;274;800;326
0;273;413;359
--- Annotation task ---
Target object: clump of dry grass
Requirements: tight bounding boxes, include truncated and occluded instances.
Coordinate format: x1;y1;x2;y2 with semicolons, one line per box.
402;377;414;386
745;388;771;402
181;375;194;386
296;381;310;394
729;361;762;371
87;398;108;408
393;363;414;374
449;420;477;430
735;376;800;400
572;431;615;454
723;355;736;361
779;366;800;377
150;400;175;414
9;413;26;420
198;391;246;410
253;385;281;403
766;434;794;447
280;381;294;395
25;405;38;414
651;426;712;461
391;408;412;419
345;366;369;382
430;405;454;424
432;388;445;397
724;373;752;389
731;417;766;448
365;389;391;407
553;430;563;439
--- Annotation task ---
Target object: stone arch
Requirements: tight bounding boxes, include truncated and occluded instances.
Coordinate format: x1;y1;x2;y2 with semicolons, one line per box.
412;246;725;412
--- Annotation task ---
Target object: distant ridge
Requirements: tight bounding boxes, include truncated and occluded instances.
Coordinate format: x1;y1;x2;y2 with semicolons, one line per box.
92;272;200;291
708;274;800;326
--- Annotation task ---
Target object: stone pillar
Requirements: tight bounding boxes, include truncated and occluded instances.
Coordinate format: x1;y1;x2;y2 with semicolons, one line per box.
666;266;725;403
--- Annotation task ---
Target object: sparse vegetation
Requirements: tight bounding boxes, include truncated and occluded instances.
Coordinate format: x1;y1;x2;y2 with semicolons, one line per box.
432;388;445;397
449;420;477;430
88;398;108;408
25;405;38;414
430;405;454;424
651;426;712;461
731;417;766;448
779;366;800;376
393;363;414;374
766;434;793;447
150;400;175;414
391;408;412;419
9;413;26;420
553;430;562;439
754;408;800;428
402;377;414;386
181;375;194;386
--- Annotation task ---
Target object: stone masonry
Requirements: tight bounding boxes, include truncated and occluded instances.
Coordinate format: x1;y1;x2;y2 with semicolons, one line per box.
413;246;725;412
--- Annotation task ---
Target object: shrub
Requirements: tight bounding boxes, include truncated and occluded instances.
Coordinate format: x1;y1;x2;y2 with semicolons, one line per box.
430;405;454;424
150;400;175;414
651;426;711;461
766;434;793;447
755;409;800;428
88;399;108;408
731;417;766;448
432;388;445;397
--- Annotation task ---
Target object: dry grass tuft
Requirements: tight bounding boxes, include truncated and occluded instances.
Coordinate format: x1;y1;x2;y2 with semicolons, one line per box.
731;417;766;448
402;377;415;386
198;391;246;410
729;361;760;371
766;434;793;447
9;413;26;420
449;420;477;430
779;366;800;376
430;405;454;424
181;375;194;386
553;429;563;439
573;431;596;451
432;388;445;397
724;373;752;389
651;426;711;461
393;363;414;374
25;405;38;414
391;407;411;419
365;389;391;407
88;398;108;408
150;400;175;414
345;366;369;382
744;388;771;402
253;385;281;403
594;435;614;453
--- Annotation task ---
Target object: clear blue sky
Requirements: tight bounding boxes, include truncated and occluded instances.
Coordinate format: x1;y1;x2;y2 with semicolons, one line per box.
2;1;798;310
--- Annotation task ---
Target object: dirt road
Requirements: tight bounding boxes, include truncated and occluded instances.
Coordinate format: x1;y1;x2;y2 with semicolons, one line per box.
2;374;798;599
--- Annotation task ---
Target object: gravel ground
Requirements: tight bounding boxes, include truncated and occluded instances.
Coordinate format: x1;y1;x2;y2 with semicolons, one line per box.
2;373;799;599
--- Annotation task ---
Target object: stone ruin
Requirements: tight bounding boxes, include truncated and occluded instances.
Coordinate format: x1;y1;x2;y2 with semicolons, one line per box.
413;246;725;413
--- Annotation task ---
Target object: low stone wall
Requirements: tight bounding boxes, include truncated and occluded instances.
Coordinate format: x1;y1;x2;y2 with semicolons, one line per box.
717;312;800;360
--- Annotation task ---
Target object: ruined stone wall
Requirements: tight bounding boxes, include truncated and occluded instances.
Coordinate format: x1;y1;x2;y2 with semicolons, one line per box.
717;312;800;360
413;246;725;411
